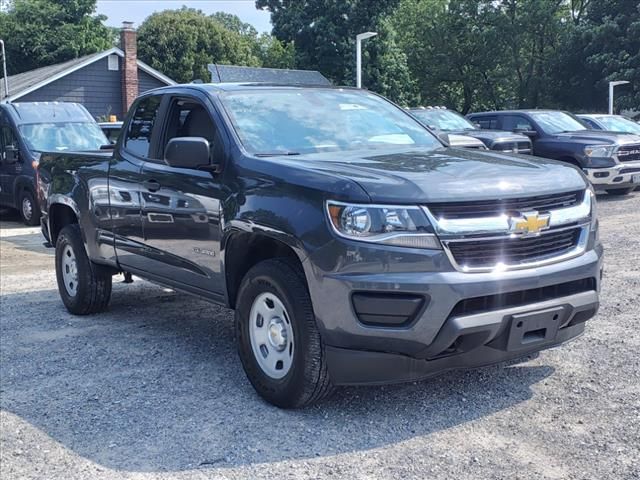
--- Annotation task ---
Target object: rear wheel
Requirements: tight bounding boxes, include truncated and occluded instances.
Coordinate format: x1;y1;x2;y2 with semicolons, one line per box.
235;258;333;408
55;224;112;315
606;187;634;196
19;189;40;226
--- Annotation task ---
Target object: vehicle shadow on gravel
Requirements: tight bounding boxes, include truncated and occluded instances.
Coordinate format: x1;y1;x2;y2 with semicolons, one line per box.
0;283;554;473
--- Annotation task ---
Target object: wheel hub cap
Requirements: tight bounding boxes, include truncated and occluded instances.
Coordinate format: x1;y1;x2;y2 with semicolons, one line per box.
22;197;32;220
249;292;294;379
61;245;79;297
268;318;288;351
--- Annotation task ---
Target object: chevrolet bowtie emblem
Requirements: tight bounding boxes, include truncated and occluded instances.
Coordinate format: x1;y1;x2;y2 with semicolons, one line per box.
510;211;550;235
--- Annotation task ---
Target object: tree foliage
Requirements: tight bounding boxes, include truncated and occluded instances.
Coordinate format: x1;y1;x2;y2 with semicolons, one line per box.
256;0;416;104
0;0;114;75
0;0;637;114
560;0;640;111
137;8;261;84
137;8;295;84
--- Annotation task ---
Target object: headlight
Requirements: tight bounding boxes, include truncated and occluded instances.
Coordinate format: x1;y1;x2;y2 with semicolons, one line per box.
588;186;598;231
584;144;616;158
326;201;441;249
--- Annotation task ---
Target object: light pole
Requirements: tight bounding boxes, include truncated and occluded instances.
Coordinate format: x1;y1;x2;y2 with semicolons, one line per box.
609;80;629;114
0;40;8;100
356;31;377;89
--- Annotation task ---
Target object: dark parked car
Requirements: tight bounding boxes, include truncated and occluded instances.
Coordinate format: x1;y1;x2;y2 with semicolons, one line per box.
577;114;640;135
410;107;532;154
38;84;602;408
0;102;107;225
468;110;640;195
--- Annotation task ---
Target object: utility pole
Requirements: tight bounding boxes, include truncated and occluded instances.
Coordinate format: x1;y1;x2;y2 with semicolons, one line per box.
356;32;377;89
0;40;8;100
608;80;630;114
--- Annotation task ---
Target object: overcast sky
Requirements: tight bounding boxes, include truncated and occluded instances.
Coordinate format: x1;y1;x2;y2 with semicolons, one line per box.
96;0;272;33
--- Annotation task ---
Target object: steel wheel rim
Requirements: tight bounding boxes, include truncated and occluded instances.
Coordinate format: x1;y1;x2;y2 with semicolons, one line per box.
249;292;294;379
61;245;79;297
22;196;32;221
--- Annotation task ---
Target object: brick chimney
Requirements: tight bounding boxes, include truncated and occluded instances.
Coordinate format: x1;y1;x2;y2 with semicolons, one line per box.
120;21;138;115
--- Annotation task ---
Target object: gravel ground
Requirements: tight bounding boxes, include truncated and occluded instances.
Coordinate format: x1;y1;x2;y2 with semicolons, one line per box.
1;192;639;480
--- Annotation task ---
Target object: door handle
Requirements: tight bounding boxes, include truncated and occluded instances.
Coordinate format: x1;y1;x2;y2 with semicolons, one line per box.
143;179;161;192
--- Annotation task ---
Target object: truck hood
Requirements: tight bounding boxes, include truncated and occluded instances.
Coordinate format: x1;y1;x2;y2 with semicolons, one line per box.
449;129;530;145
439;133;487;149
270;147;587;203
554;130;640;146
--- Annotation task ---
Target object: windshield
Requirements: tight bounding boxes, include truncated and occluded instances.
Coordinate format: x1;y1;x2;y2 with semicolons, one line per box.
529;112;587;134
219;89;442;155
19;122;108;152
411;109;475;131
595;116;640;134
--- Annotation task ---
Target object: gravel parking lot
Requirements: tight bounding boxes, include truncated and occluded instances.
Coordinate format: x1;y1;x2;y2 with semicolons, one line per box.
1;192;639;480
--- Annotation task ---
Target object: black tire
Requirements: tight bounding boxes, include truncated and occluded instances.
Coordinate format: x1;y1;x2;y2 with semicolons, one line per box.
55;224;112;315
606;187;634;196
235;258;334;408
19;189;40;226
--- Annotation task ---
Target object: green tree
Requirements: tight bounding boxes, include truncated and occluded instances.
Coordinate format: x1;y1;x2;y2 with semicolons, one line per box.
137;8;262;84
256;34;296;69
0;0;114;75
556;0;640;112
256;0;406;93
392;0;577;112
211;11;259;37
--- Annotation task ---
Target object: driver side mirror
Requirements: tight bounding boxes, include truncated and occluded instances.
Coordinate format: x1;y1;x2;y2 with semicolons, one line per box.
164;137;218;171
3;145;19;164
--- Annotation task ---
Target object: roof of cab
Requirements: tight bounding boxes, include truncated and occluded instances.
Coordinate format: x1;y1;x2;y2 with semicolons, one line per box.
468;109;560;116
1;101;94;124
143;82;355;96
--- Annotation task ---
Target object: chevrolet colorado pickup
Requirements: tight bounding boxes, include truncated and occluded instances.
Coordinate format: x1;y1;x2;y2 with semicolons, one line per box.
38;84;603;408
468;110;640;195
0;102;107;225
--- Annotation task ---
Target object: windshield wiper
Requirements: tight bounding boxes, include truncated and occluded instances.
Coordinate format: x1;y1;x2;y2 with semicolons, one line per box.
254;151;301;157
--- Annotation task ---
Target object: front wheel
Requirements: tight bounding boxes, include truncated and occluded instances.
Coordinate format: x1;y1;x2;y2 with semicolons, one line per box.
19;189;40;226
606;187;634;196
55;224;112;315
235;258;333;408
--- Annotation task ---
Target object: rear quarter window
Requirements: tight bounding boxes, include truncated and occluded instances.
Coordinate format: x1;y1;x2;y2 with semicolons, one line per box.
125;96;162;158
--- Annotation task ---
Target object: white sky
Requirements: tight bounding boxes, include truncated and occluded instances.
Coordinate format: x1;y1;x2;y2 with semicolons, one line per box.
96;0;272;33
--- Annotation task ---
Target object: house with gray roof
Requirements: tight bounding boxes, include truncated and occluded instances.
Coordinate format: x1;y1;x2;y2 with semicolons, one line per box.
1;22;175;120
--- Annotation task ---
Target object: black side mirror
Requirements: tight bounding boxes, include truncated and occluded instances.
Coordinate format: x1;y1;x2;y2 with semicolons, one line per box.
437;132;451;146
4;145;19;164
164;137;213;170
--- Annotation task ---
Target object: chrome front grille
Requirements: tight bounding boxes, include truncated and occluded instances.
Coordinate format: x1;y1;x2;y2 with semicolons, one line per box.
492;141;532;154
617;144;640;162
424;189;593;273
428;190;583;219
446;227;583;269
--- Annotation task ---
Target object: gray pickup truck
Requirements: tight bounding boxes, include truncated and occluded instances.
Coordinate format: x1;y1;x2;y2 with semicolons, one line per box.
38;84;603;408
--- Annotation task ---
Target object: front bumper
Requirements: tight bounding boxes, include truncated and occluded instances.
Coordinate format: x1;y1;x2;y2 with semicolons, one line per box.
304;238;603;385
585;161;640;189
326;292;595;385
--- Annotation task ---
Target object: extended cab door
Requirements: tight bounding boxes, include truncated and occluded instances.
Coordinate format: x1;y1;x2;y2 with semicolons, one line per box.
137;92;227;296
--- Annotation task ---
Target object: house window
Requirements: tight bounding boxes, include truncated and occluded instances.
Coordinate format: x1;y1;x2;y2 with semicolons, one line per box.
108;54;119;71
